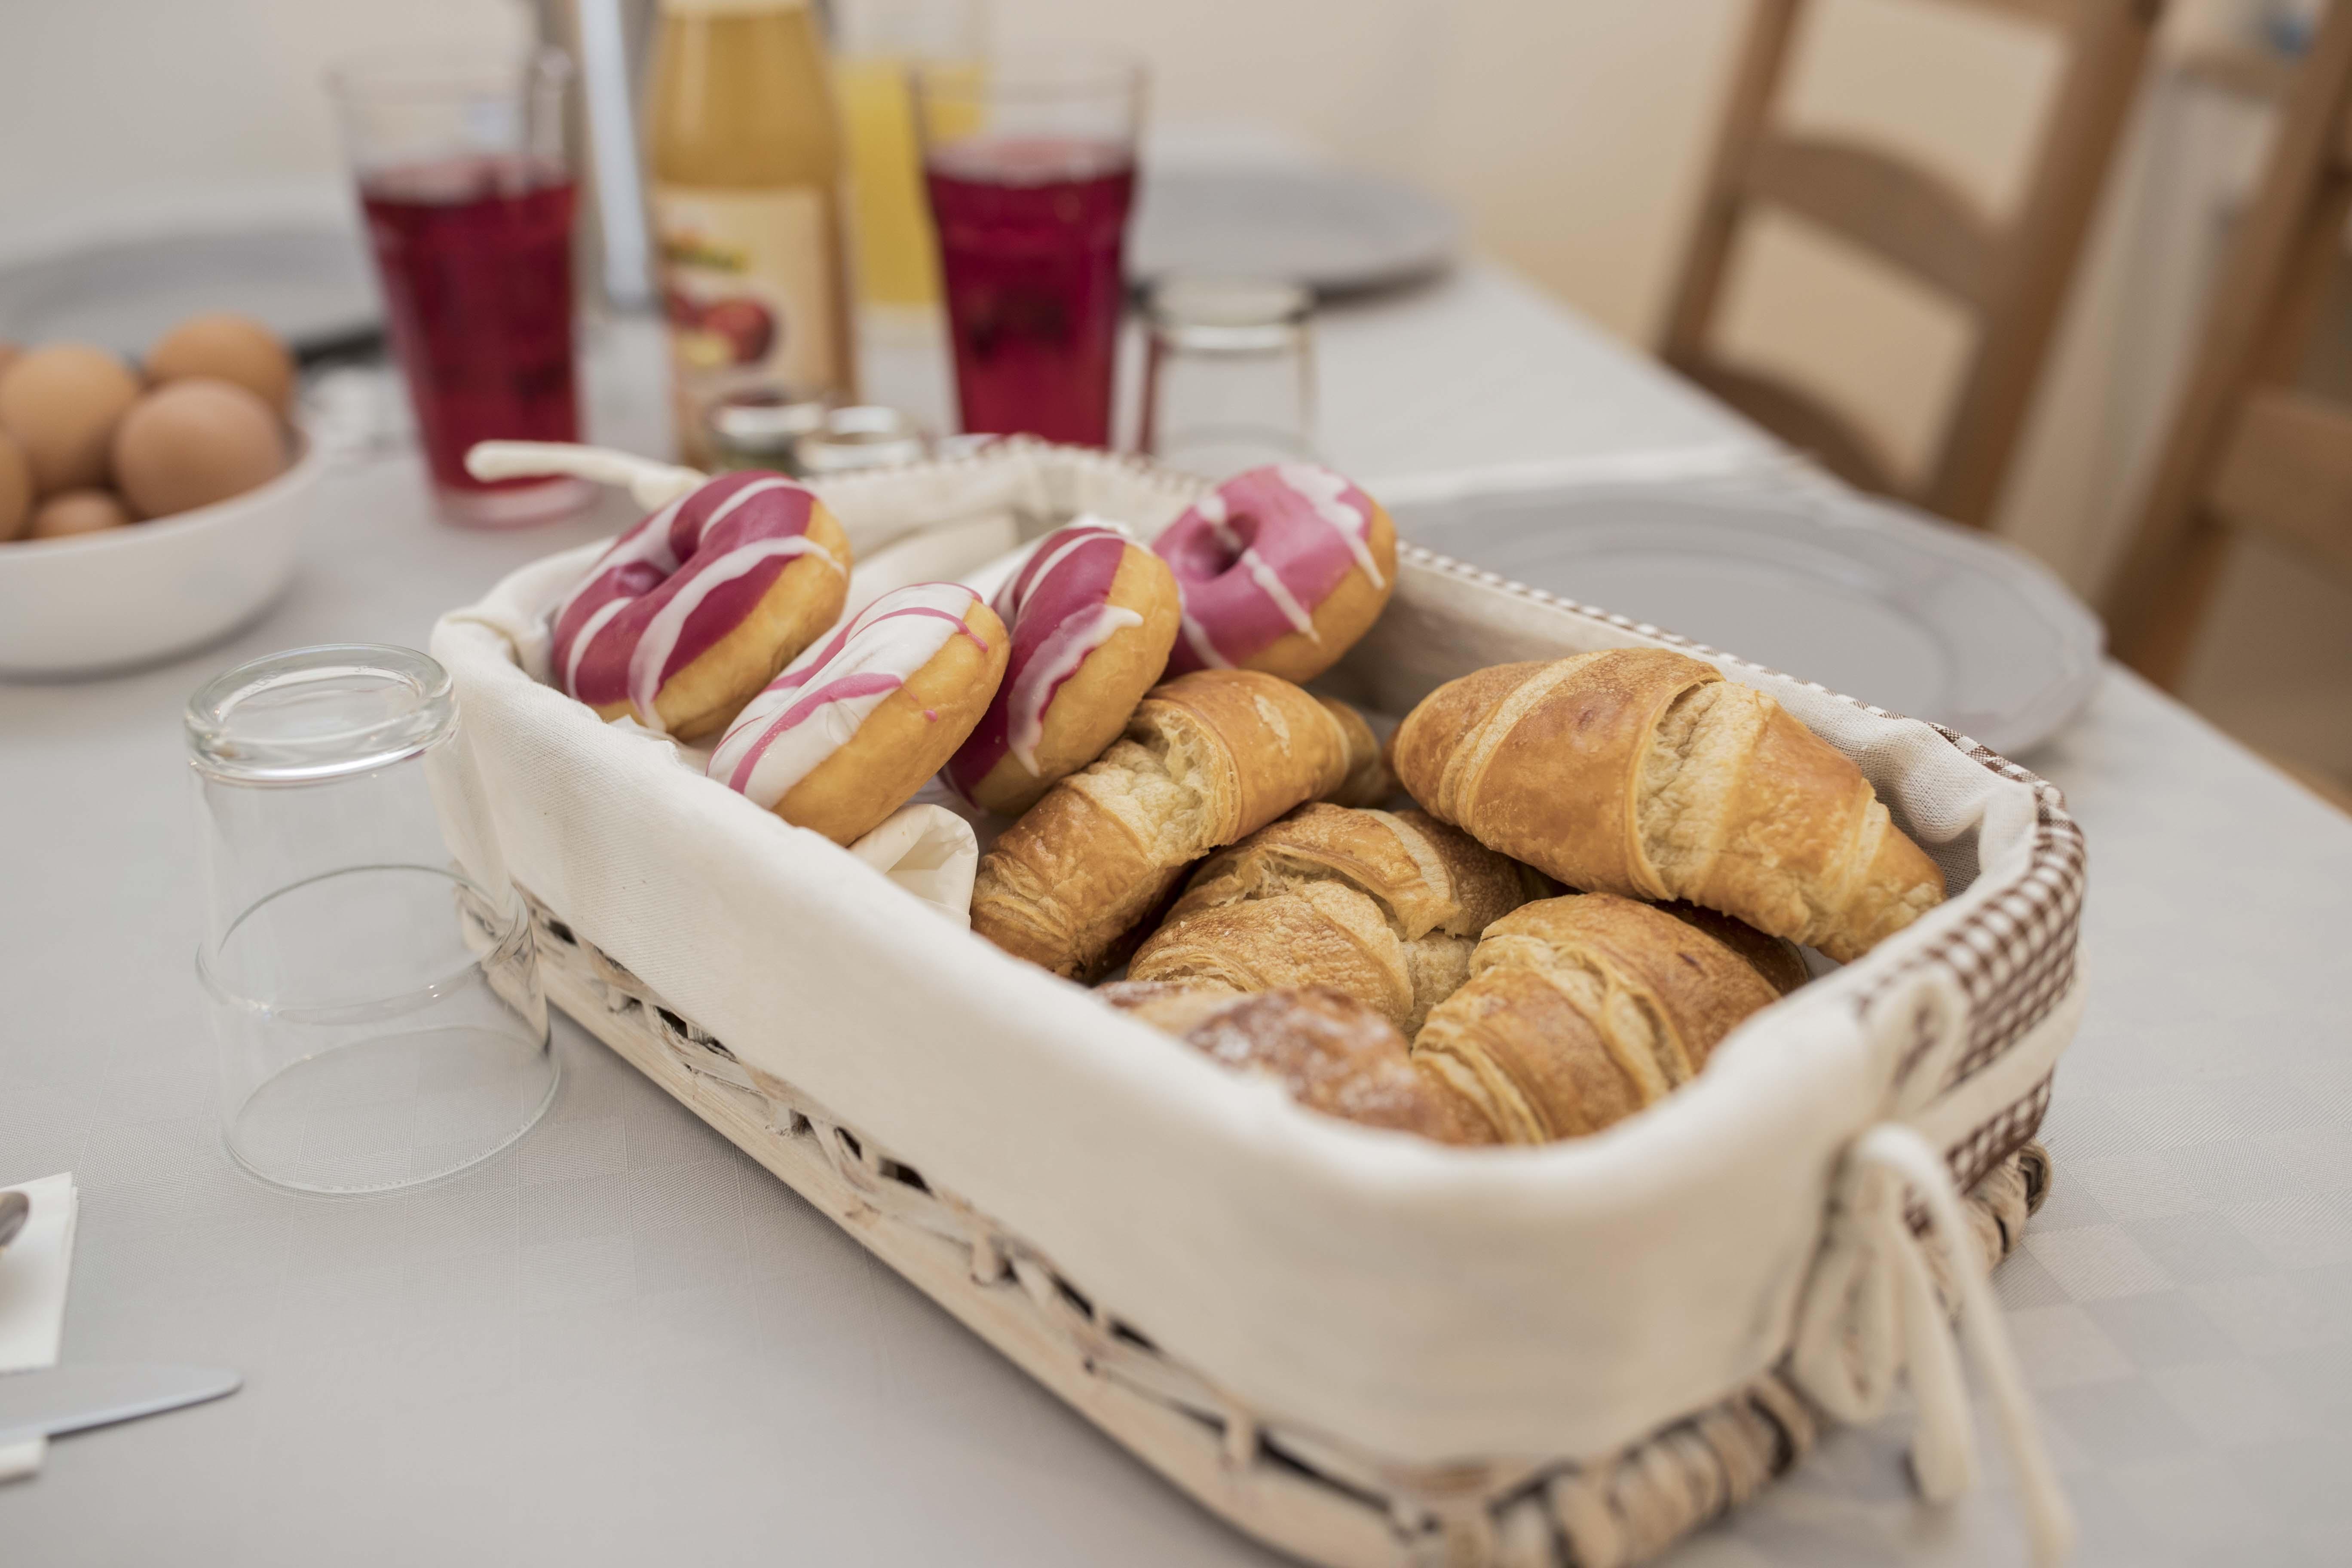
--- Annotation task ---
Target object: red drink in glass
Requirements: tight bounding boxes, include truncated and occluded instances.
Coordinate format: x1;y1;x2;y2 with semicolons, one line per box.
925;138;1136;447
330;46;588;526
361;157;582;503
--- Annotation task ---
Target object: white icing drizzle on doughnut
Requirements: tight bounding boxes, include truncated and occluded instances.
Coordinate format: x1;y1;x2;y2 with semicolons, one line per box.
1195;491;1228;526
1001;520;1127;624
1236;543;1320;641
708;583;985;811
1178;611;1231;670
563;594;633;703
624;535;846;730
701;474;796;529
1004;602;1143;775
1276;462;1384;588
551;492;689;692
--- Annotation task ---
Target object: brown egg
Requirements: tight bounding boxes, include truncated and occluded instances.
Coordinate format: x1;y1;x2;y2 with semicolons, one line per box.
0;343;142;494
26;488;133;540
146;312;297;415
0;341;19;380
112;379;288;519
0;430;31;540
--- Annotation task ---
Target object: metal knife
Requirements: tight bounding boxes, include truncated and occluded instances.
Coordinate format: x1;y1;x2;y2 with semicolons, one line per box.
0;1364;241;1446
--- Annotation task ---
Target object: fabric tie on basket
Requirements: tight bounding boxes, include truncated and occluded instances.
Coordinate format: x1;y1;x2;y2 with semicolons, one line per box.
1790;969;2076;1568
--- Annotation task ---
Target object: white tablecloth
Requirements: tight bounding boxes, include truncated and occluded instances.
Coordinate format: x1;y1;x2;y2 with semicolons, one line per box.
3;279;2346;1567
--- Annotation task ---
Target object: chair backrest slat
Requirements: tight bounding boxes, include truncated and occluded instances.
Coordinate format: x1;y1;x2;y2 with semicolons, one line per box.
2208;390;2352;580
1662;0;2159;528
1681;358;1903;494
1939;0;2082;28
2104;0;2352;686
1743;134;2002;303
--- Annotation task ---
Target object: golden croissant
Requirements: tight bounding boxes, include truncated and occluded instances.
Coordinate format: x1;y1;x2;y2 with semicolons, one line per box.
972;670;1387;979
1101;982;1497;1145
1414;892;1798;1142
1389;648;1943;962
1128;803;1548;1034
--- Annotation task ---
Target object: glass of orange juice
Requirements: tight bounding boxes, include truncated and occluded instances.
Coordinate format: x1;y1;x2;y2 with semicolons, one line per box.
835;0;986;322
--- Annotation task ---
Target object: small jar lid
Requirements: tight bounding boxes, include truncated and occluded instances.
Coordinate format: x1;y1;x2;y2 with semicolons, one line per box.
703;387;834;463
792;406;930;475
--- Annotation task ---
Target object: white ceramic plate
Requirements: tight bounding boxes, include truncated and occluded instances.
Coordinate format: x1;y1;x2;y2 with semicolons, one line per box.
1390;474;2104;757
0;192;377;358
1128;167;1461;297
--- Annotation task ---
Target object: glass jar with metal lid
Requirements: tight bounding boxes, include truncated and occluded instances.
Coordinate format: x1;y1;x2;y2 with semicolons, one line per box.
792;405;931;475
701;386;834;473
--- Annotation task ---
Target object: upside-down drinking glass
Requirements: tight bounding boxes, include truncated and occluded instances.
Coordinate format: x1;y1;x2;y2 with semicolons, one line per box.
189;645;557;1194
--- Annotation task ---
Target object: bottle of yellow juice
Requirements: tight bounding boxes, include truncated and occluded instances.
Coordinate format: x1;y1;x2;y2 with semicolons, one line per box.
646;0;856;465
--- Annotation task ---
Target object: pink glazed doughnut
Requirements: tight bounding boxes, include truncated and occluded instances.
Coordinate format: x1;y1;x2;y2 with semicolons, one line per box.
945;520;1182;817
708;582;1010;845
1153;463;1397;684
548;471;851;741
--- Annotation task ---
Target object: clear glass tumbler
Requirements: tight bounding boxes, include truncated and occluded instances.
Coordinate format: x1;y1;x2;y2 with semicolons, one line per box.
189;646;557;1194
1140;276;1317;478
328;47;593;527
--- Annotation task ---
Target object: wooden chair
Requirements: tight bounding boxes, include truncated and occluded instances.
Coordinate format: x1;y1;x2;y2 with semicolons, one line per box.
2105;0;2352;689
1661;0;2161;527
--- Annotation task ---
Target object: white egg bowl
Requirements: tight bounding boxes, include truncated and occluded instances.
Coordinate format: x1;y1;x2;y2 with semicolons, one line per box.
0;427;323;679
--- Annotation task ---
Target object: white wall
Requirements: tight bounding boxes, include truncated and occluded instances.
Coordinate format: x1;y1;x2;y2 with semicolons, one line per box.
0;0;530;214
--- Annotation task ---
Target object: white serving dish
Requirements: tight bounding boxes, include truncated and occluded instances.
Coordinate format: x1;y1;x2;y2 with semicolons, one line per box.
1385;466;2105;757
432;442;2087;1559
1128;165;1461;297
0;183;377;357
0;429;323;679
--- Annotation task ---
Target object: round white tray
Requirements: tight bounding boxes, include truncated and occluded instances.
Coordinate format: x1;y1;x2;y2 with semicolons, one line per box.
1393;473;2104;757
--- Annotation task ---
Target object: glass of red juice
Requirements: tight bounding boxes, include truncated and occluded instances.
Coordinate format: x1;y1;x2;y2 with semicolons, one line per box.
328;48;591;527
913;55;1145;449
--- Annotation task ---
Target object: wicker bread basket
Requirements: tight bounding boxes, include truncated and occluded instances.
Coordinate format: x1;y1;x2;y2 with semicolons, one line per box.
431;442;2087;1566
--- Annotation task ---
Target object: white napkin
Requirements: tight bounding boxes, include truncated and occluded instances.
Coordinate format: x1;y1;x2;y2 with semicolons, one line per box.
607;722;982;922
846;804;982;924
0;1173;80;1483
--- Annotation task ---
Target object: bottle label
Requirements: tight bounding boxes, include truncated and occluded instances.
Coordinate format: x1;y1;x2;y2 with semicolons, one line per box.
652;184;845;444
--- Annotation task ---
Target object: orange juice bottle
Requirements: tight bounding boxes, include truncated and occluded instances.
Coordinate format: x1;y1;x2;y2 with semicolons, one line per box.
646;0;856;464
